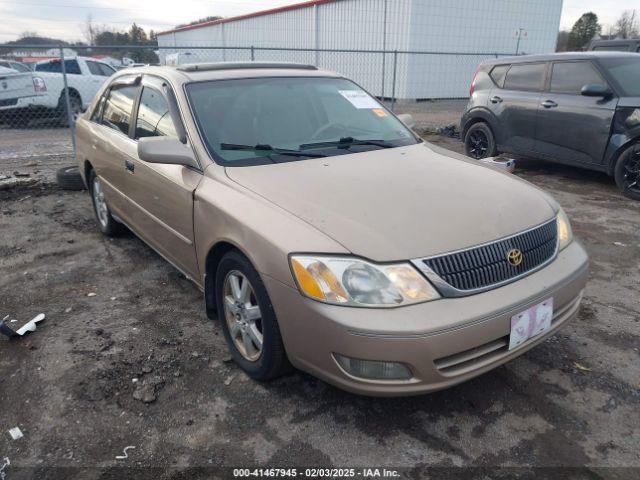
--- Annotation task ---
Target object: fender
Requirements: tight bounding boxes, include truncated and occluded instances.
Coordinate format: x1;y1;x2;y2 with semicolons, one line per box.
461;107;502;145
604;107;640;175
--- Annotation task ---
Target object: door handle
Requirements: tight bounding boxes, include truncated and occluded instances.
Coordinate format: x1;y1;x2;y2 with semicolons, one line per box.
490;96;503;104
125;159;135;173
541;100;558;108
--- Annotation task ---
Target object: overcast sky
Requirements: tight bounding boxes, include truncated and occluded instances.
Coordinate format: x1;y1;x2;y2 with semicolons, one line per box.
0;0;636;43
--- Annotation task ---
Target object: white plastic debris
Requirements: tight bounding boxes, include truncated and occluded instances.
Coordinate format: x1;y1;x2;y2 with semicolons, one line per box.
115;446;135;460
479;156;516;173
16;313;46;336
8;427;23;440
87;293;97;297
0;457;10;480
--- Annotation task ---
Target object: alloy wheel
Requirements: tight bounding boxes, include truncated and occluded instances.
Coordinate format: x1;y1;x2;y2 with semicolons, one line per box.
467;130;489;159
92;176;109;228
622;146;640;193
223;271;264;362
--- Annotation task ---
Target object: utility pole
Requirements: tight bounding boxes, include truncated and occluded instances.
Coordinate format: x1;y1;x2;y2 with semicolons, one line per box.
515;28;527;55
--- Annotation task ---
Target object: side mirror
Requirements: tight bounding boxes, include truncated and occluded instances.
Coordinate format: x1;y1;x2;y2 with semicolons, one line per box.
138;137;198;169
397;113;416;129
581;83;612;98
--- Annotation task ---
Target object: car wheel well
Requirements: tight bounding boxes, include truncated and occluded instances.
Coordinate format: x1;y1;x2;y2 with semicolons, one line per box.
609;137;640;175
463;118;490;137
59;88;81;103
84;160;94;188
204;241;242;320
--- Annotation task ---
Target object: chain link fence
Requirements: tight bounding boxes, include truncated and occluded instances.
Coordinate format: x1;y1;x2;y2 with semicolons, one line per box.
0;44;511;169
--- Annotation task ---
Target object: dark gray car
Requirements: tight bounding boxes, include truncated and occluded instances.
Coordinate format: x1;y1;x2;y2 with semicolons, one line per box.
461;52;640;200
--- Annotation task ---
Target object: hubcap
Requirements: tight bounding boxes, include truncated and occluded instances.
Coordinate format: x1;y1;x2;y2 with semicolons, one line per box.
622;146;640;193
223;271;263;362
92;176;109;228
467;130;489;159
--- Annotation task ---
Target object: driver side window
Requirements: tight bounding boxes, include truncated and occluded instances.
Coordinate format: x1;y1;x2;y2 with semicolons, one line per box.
134;87;178;140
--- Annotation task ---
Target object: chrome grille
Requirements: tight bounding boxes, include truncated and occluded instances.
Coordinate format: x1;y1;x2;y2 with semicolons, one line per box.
418;219;557;295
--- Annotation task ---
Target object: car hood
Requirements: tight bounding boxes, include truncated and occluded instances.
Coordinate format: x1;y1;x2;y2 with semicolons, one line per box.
225;143;557;262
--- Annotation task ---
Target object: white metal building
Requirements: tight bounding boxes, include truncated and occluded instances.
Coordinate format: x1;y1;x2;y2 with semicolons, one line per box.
157;0;563;99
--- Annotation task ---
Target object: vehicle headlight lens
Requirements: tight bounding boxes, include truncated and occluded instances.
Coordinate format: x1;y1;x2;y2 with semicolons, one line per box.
290;255;440;307
557;208;573;251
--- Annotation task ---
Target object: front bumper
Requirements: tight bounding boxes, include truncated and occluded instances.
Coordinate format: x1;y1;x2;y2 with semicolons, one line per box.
264;240;589;396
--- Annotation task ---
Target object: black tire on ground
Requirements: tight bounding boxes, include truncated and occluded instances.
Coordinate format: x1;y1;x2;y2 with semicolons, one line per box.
614;142;640;201
215;250;291;382
88;169;125;237
57;91;83;127
464;122;498;160
56;166;86;190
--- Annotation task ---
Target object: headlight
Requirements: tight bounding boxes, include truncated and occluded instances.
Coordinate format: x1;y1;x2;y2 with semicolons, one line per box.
557;208;573;251
290;255;440;307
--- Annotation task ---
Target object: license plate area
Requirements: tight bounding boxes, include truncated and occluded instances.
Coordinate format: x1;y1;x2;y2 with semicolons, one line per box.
509;298;554;350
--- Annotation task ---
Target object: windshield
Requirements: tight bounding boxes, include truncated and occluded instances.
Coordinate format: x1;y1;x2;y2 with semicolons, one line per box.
186;77;418;166
599;56;640;96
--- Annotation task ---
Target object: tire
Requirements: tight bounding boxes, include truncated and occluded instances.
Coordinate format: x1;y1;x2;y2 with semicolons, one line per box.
215;250;291;381
88;169;124;236
56;166;86;191
614;142;640;201
57;91;83;127
464;122;497;160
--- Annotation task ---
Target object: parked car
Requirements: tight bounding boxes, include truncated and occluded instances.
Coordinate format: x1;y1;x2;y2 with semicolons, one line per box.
0;60;33;72
462;52;640;200
76;63;588;396
32;56;116;121
588;38;640;52
0;66;47;127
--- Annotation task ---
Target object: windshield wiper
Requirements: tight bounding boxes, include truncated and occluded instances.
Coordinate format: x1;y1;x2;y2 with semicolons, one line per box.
220;143;328;158
299;137;396;151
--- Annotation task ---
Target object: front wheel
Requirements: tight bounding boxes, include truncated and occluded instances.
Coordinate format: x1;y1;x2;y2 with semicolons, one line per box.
614;143;640;201
215;250;290;381
464;122;497;160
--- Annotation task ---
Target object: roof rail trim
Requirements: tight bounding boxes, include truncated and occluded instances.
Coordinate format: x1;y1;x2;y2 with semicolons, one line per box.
176;62;318;72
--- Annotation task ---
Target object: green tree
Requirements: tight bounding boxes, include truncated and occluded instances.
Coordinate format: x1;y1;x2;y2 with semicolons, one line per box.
567;12;601;51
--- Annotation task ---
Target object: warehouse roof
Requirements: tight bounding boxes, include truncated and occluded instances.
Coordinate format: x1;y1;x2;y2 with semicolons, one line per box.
159;0;341;36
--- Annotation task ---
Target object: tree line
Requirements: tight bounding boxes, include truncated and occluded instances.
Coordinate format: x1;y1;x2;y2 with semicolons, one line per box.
558;9;639;52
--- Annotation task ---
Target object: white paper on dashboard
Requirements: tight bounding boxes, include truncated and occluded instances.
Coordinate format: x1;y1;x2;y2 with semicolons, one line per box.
339;90;381;109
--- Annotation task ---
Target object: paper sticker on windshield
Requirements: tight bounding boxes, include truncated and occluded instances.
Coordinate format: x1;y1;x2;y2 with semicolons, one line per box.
339;90;381;109
372;108;387;118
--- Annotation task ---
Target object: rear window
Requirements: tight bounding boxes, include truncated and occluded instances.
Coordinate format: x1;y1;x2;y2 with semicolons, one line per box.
550;62;605;94
504;63;545;92
489;65;509;87
35;59;81;75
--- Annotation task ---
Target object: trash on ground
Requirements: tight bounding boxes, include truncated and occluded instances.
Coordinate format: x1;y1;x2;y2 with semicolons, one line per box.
574;362;591;372
0;313;45;338
613;242;627;247
8;427;23;440
224;374;235;386
479;157;516;173
0;457;10;480
437;124;460;139
0;175;38;191
115;446;135;460
87;293;96;297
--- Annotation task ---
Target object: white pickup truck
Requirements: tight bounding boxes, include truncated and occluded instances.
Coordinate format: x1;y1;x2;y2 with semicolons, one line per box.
0;66;45;126
32;56;116;121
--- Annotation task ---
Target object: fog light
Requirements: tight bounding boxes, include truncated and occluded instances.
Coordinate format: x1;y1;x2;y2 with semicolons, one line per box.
334;354;412;380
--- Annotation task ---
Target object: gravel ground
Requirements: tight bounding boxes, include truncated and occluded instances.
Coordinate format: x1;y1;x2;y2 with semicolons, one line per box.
0;126;639;478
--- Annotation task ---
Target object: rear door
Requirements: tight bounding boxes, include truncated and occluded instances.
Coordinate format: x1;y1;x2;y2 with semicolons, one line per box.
118;75;201;279
89;77;140;218
534;60;617;166
488;62;546;153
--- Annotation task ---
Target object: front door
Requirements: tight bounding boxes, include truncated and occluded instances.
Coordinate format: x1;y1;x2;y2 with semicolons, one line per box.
119;76;202;280
534;61;617;166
